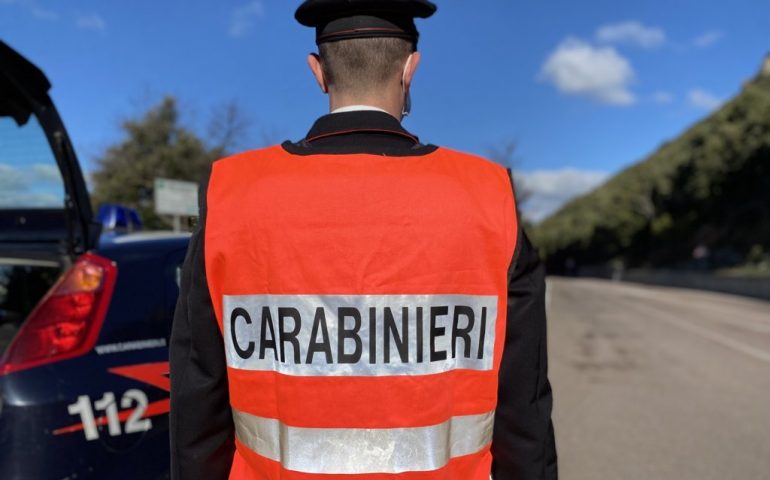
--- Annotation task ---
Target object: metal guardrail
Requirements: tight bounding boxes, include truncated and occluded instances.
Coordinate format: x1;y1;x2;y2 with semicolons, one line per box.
619;269;770;302
574;266;770;301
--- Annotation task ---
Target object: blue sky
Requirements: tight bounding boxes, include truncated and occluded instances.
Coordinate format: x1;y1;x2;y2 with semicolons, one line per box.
2;0;768;220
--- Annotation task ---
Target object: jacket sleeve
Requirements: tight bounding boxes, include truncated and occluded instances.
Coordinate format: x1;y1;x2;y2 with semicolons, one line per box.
169;168;235;480
490;219;558;477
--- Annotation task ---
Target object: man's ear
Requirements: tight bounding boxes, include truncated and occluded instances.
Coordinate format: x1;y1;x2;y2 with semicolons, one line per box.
307;53;328;94
402;51;421;91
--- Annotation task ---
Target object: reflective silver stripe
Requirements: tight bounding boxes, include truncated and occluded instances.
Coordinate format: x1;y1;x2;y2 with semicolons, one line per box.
222;294;498;376
232;409;494;474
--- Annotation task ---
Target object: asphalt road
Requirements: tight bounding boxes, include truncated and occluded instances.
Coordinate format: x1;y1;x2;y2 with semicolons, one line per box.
548;278;770;480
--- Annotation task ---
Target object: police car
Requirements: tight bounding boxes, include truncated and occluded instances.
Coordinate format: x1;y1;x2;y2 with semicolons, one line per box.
0;41;183;478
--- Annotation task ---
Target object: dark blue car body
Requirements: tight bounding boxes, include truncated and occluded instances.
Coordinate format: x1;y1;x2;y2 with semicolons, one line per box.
0;233;189;480
0;41;189;479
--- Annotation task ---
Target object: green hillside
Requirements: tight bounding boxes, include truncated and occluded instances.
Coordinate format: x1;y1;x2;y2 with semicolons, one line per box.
532;59;770;273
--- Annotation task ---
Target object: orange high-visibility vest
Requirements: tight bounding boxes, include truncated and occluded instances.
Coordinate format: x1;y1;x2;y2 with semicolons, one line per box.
204;144;518;479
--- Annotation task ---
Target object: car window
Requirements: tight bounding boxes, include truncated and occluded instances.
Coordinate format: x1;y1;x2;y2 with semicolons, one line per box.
0;261;61;354
0;115;64;209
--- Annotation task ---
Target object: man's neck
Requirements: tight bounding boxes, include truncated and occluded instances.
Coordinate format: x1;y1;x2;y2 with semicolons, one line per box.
329;95;402;121
331;105;390;115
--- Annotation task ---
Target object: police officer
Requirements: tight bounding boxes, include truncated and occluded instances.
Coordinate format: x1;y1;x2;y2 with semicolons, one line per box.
170;1;557;479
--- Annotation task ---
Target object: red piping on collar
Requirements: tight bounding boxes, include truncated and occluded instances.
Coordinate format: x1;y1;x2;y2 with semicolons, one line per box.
318;27;409;40
306;128;419;144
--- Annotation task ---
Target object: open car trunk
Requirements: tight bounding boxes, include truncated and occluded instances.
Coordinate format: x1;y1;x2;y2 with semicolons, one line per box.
0;41;100;352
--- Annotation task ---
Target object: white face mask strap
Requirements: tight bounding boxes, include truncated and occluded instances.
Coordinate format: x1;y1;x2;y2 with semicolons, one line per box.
401;53;414;118
402;53;413;86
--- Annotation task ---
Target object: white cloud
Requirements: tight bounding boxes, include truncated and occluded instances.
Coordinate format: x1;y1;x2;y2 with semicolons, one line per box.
540;38;636;106
596;21;666;49
0;163;25;187
651;91;675;104
27;1;54;19
76;12;106;31
0;163;63;208
0;191;59;207
516;168;610;222
693;31;724;48
229;0;264;38
687;88;724;111
0;0;57;20
30;164;61;183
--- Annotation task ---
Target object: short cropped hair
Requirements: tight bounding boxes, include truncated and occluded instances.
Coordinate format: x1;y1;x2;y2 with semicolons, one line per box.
319;37;415;95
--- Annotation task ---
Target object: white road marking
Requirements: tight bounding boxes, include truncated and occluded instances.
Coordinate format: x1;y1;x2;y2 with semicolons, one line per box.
708;315;770;334
616;283;770;332
565;279;770;364
596;283;770;334
652;310;770;364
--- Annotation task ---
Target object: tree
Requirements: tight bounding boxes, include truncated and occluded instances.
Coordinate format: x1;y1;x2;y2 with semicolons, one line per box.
91;97;250;229
207;99;253;156
487;141;532;214
531;69;770;273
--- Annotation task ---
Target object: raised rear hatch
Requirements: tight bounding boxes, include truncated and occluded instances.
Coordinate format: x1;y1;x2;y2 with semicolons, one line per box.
0;41;101;351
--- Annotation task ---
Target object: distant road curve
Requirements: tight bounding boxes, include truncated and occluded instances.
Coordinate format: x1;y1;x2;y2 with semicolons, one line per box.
548;278;770;480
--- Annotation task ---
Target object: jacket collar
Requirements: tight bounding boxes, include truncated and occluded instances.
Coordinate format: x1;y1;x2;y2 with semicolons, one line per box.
304;110;420;145
281;110;437;157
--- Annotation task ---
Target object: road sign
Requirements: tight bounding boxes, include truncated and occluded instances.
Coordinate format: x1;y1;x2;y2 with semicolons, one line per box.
154;178;198;217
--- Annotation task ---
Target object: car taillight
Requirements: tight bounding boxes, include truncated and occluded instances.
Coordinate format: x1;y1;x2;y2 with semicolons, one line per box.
0;253;117;375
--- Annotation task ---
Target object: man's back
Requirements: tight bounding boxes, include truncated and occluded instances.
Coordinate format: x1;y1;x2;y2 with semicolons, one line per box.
204;135;515;477
170;2;556;478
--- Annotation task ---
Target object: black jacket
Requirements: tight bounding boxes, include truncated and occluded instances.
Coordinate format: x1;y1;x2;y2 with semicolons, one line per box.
169;110;557;480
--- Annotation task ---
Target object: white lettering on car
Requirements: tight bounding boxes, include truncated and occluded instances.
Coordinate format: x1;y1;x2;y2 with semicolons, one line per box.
64;390;153;441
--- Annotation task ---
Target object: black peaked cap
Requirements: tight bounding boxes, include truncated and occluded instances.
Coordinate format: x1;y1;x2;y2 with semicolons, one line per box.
295;0;437;45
